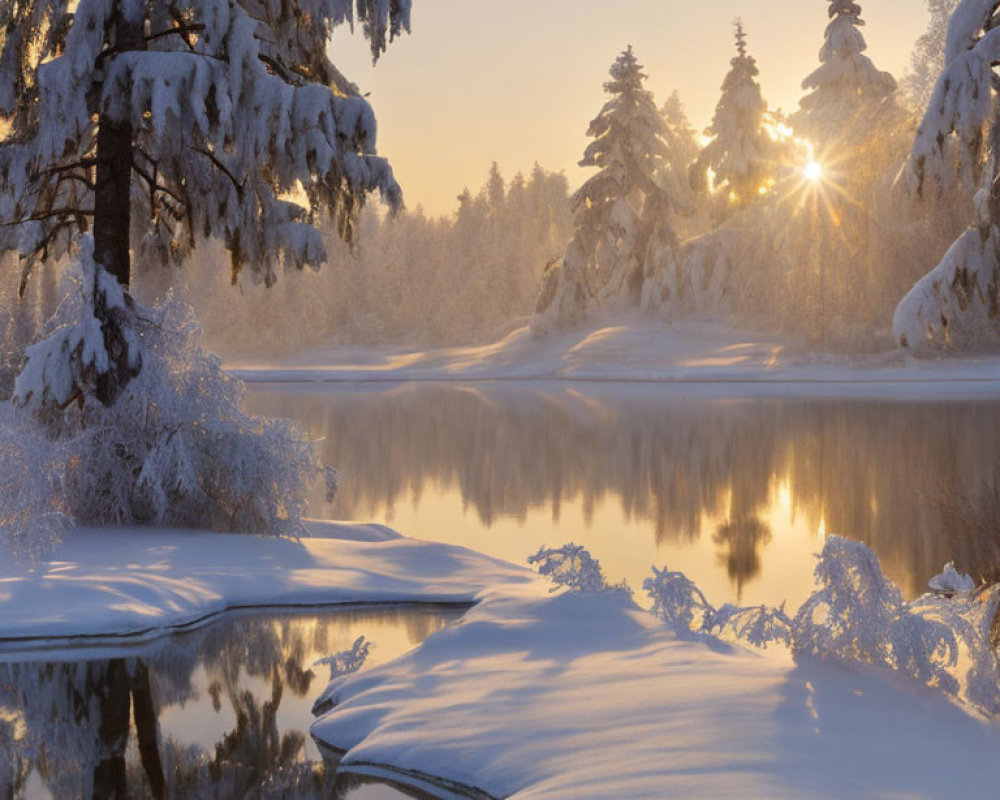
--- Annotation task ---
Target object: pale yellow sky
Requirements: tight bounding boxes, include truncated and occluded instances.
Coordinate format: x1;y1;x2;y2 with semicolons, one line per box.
331;0;928;217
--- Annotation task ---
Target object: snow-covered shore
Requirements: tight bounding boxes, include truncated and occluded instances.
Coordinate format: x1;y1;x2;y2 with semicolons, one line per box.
0;520;544;653
228;320;1000;399
313;583;1000;800
3;515;999;799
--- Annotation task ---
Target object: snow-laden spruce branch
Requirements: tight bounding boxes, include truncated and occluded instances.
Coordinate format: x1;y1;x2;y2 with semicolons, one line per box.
0;0;410;287
894;0;1000;348
530;538;1000;715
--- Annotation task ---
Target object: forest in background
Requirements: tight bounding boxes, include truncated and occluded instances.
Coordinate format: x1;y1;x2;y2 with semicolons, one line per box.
0;0;981;367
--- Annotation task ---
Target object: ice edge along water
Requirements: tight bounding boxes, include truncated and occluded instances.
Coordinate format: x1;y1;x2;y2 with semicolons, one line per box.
0;519;545;654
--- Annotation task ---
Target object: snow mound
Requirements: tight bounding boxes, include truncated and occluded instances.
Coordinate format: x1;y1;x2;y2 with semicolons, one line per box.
0;522;544;648
312;538;1000;799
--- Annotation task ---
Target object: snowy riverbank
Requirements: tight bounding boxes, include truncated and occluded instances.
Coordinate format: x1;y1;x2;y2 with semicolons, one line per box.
313;576;1000;800
3;515;999;798
227;319;1000;398
0;520;543;653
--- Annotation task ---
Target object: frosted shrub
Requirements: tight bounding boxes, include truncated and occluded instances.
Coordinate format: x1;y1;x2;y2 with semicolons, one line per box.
528;543;614;593
792;536;1000;713
0;246;332;552
643;566;792;647
312;636;373;716
904;584;1000;713
711;603;793;649
644;566;716;634
792;536;904;665
315;636;373;681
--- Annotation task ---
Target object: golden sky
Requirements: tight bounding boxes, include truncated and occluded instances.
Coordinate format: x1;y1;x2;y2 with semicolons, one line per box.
331;0;928;217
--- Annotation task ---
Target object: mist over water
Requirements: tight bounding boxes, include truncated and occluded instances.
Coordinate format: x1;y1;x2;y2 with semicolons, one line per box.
246;383;1000;606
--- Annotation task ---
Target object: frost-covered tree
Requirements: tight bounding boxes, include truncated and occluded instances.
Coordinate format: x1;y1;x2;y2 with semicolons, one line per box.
0;0;409;404
893;0;1000;349
660;91;700;177
533;46;682;333
791;0;898;146
691;21;779;210
902;0;962;112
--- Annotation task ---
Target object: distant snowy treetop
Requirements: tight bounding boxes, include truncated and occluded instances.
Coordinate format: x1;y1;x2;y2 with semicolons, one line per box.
692;20;780;206
792;0;896;143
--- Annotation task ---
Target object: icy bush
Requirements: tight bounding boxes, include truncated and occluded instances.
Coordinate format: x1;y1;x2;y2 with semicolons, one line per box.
641;536;1000;711
528;543;632;595
311;636;373;716
791;536;1000;713
644;566;716;635
0;244;331;553
791;536;904;665
711;603;793;649
314;636;373;682
643;565;792;647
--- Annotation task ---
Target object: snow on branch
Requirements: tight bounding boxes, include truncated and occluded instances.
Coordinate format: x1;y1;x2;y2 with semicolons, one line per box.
311;635;374;715
528;543;630;595
0;0;411;283
905;26;1000;196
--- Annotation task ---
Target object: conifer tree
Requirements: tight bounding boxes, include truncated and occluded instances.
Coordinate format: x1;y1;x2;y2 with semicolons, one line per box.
691;21;778;210
533;46;680;333
792;0;898;145
902;0;961;113
660;91;700;176
0;0;409;406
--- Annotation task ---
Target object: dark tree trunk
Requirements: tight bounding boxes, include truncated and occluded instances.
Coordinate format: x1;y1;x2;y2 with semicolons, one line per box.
131;661;166;800
91;659;131;800
92;3;145;405
93;6;143;287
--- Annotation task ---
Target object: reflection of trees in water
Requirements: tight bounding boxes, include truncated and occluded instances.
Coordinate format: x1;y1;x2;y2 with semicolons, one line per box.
713;516;772;601
0;609;452;799
246;385;1000;596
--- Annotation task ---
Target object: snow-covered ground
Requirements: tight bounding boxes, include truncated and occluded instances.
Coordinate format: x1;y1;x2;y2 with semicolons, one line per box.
228;320;1000;398
0;520;543;654
313;582;1000;800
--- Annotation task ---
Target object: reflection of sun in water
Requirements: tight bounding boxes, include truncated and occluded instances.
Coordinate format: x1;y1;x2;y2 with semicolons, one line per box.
803;161;823;182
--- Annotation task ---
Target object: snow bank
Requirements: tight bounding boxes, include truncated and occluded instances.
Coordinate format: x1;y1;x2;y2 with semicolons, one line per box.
0;520;543;649
228;320;1000;398
313;540;1000;799
313;586;1000;799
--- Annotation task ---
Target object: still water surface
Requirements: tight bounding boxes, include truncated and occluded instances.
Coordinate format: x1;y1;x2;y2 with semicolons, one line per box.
246;381;1000;606
0;607;461;799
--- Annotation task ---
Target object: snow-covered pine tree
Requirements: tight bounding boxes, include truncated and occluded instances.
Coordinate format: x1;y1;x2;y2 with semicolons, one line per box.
660;91;700;173
893;0;1000;349
691;21;778;211
533;46;680;333
791;0;898;147
0;0;409;405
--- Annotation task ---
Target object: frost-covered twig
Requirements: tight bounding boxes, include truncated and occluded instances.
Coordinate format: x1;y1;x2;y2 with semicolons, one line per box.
528;543;630;596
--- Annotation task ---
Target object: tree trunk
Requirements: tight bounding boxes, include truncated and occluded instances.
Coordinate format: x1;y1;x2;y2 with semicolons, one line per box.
92;3;144;404
131;661;166;800
94;6;143;287
91;659;131;800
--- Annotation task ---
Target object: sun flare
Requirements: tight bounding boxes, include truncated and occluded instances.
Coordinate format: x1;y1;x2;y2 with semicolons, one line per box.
803;161;823;182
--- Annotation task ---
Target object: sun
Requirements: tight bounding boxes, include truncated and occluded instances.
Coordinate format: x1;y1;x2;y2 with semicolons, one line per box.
803;161;824;182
